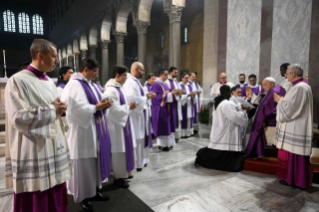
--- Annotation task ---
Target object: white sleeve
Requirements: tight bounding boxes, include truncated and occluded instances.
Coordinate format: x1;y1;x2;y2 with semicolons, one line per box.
250;93;261;105
123;80;147;114
210;84;219;99
222;102;249;127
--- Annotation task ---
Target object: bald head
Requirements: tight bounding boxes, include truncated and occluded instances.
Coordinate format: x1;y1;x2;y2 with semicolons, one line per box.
220;72;227;83
262;77;276;93
130;62;144;79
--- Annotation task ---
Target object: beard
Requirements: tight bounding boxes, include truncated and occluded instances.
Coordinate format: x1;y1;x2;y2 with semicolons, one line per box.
239;80;245;84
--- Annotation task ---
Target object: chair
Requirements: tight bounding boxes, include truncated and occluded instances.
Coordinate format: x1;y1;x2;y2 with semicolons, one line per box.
309;148;319;193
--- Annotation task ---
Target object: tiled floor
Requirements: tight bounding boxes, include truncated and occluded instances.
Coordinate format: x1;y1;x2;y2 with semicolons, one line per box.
1;124;319;211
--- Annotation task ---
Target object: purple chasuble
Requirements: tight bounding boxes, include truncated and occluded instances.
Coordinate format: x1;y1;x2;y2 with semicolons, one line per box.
26;65;48;81
241;84;264;97
244;85;286;158
151;81;172;136
76;79;111;180
167;79;179;131
180;84;194;129
131;78;153;148
109;86;135;172
57;84;66;89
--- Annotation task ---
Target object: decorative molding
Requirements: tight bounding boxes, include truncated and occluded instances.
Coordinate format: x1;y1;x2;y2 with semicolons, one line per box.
115;32;127;43
134;20;149;35
68;56;73;62
100;40;111;49
165;5;183;23
89;45;97;51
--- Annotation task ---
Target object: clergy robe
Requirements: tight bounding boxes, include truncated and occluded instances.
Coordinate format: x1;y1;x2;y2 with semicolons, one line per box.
229;96;246;144
144;83;153;134
210;81;235;99
5;66;72;212
241;84;264;98
165;76;182;139
280;78;292;92
237;83;248;88
61;73;111;203
122;73;151;169
152;78;175;147
104;79;136;178
275;78;313;189
244;85;286;158
179;81;194;137
57;81;67;98
190;81;204;131
195;96;249;172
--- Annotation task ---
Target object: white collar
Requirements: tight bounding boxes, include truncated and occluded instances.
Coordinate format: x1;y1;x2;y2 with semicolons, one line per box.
70;72;91;83
248;83;259;88
105;78;122;88
156;78;165;83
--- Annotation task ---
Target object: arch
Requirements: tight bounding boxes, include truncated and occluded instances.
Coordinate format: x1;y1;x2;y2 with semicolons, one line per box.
62;47;67;59
138;0;154;23
115;2;132;33
67;43;73;55
100;16;112;41
3;10;16;32
18;12;30;33
32;14;43;35
80;33;88;50
89;26;98;46
73;39;80;53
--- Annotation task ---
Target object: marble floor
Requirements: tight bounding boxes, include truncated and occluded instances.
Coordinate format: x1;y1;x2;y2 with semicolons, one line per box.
1;124;319;211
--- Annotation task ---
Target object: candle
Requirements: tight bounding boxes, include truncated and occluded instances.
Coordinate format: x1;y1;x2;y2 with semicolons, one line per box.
3;50;5;66
73;54;76;72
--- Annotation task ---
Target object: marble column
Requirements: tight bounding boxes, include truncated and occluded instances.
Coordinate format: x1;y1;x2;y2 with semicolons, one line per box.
115;32;126;65
68;56;73;67
63;58;68;66
134;20;149;80
100;40;110;85
89;45;97;60
80;50;87;60
74;52;80;72
165;5;183;69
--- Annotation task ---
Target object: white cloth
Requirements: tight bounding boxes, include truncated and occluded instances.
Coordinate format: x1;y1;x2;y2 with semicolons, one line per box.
190;80;203;112
208;99;249;151
57;86;63;98
112;153;132;179
210;82;235;99
238;82;246;88
5;69;72;193
280;78;292;92
179;81;194;137
144;84;153;117
104;79;136;153
275;81;313;156
230;96;246;142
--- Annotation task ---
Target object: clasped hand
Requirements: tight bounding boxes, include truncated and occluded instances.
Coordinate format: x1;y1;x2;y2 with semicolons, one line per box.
96;99;113;111
52;97;67;116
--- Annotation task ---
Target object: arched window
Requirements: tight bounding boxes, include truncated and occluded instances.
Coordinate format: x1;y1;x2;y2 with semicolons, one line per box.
3;10;16;32
18;12;30;33
32;14;43;35
184;27;188;43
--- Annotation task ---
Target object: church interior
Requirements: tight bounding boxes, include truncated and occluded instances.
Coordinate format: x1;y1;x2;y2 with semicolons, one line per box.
1;0;319;211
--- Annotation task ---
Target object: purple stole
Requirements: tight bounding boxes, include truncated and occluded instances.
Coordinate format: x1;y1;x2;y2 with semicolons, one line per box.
57;83;66;89
132;79;153;148
94;82;103;91
146;83;152;92
109;86;135;172
241;84;264;98
180;84;194;129
76;79;111;180
168;79;179;131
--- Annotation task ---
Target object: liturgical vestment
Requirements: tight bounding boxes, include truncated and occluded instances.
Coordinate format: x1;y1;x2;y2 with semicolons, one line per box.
179;81;194;137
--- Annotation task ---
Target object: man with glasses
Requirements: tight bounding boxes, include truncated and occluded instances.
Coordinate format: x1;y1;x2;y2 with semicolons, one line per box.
210;72;235;99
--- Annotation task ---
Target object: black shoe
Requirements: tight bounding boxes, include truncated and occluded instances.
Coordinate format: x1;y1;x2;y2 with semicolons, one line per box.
144;163;147;167
128;175;134;179
170;146;173;149
81;199;94;211
279;180;289;186
194;130;198;134
114;178;130;188
89;192;109;201
175;139;179;143
162;147;170;151
158;146;163;150
137;168;143;172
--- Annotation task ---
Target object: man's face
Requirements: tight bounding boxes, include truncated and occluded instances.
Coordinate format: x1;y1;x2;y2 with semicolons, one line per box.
160;71;169;81
148;76;156;85
280;67;286;77
63;69;74;81
286;67;295;82
41;46;59;72
248;77;257;86
232;88;242;97
262;80;274;93
190;73;196;82
171;69;178;78
136;65;145;79
117;72;128;85
220;74;227;83
86;67;99;81
239;75;245;84
182;75;189;83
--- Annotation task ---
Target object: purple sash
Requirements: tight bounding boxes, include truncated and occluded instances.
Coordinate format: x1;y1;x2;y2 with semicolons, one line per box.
180;84;194;129
146;83;152;92
108;86;135;172
94;82;103;91
57;84;66;89
76;79;111;180
168;79;177;102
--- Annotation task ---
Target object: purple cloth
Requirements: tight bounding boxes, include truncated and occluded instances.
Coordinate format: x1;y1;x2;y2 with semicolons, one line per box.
109;86;135;172
145;83;152;92
57;84;66;89
237;83;248;88
167;79;179;131
26;65;48;81
76;80;111;180
14;183;67;212
292;77;308;86
94;82;103;91
189;82;197;124
151;81;171;137
241;84;264;97
277;150;309;189
244;85;286;158
180;84;194;129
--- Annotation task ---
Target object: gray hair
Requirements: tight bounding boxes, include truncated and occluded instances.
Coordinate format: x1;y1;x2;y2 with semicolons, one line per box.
289;64;303;77
30;39;56;59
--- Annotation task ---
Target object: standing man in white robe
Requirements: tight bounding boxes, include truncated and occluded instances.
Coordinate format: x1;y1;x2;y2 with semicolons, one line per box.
5;39;72;212
123;62;156;172
189;72;203;134
104;65;137;188
210;72;235;99
61;58;112;211
274;64;313;189
145;73;156;127
280;63;292;92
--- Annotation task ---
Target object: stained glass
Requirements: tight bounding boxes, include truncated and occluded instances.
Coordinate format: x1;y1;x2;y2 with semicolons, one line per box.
32;14;44;35
18;12;30;33
3;10;16;32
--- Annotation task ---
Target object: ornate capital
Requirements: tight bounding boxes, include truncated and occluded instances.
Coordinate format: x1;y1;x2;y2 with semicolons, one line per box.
74;52;80;57
100;40;111;49
165;5;183;23
134;20;149;35
89;45;97;51
115;32;127;43
80;50;87;58
68;56;73;62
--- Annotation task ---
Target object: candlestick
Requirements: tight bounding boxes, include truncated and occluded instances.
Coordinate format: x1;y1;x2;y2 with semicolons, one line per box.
3;50;7;78
73;54;76;72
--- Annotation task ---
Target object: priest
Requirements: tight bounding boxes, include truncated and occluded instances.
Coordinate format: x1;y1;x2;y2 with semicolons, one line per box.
210;72;235;99
145;73;156;134
179;73;195;138
274;64;313;189
237;73;247;88
195;85;249;172
123;62;155;172
241;74;264;98
165;67;182;141
244;77;286;158
5;39;72;212
104;65;137;188
61;58;112;211
280;63;292;92
152;69;178;151
189;72;203;134
57;66;74;97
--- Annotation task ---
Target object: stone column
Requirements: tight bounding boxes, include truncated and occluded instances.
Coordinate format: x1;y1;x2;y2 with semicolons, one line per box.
68;56;73;67
74;52;80;72
63;58;68;66
80;50;87;60
134;20;149;79
165;5;183;69
89;45;97;60
115;32;126;65
100;40;110;85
